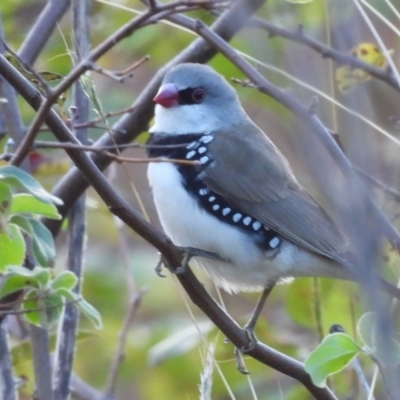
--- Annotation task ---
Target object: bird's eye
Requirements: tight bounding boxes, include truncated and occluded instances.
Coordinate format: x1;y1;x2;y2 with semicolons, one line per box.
191;88;205;103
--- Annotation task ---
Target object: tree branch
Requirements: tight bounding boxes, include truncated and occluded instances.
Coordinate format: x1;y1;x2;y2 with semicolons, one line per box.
53;1;90;398
18;0;71;65
9;0;222;167
0;323;16;400
0;14;26;146
31;325;53;400
249;17;400;93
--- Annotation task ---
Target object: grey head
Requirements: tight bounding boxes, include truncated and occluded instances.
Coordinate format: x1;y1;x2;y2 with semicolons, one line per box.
152;63;250;134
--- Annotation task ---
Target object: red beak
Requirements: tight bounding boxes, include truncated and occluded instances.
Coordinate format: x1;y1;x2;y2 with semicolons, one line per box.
153;83;179;108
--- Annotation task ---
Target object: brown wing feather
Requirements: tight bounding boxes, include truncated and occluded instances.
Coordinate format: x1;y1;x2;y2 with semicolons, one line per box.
200;124;349;264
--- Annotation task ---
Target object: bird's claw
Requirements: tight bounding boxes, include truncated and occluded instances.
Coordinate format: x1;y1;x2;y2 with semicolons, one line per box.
233;326;258;375
154;247;224;277
174;246;226;275
154;253;166;278
234;347;249;374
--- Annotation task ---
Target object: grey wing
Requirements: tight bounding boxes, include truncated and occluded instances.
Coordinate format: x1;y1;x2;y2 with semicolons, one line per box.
201;125;350;265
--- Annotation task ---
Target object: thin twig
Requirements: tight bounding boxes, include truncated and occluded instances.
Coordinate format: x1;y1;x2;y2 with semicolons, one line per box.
0;298;81;316
114;55;150;77
0;18;26;146
355;166;400;203
32;140;191;150
103;167;144;398
9;0;222;167
103;292;145;398
248;17;400;93
74;105;136;128
31;140;201;165
71;372;113;400
90;55;150;82
53;1;89;398
18;0;71;65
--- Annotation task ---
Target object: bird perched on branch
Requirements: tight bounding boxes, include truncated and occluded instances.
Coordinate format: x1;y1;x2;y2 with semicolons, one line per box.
146;63;397;297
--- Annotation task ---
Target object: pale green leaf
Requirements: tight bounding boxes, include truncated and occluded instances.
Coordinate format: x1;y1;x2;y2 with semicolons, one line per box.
51;271;78;291
29;219;56;267
2;266;51;291
10;194;61;219
56;288;103;329
10;216;56;267
0;165;62;205
0;274;39;298
22;290;40;327
9;215;34;235
22;290;63;328
304;333;360;388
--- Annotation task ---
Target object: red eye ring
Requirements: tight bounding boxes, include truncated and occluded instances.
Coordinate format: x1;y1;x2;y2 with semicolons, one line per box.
191;88;205;103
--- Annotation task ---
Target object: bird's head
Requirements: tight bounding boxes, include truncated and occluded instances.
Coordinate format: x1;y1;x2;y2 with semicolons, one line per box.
151;63;248;134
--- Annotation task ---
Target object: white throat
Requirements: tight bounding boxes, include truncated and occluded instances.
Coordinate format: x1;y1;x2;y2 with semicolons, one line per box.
150;104;221;135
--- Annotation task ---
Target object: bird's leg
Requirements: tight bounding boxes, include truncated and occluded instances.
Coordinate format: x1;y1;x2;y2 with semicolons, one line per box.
244;282;276;332
155;246;226;277
235;282;277;374
174;246;226;274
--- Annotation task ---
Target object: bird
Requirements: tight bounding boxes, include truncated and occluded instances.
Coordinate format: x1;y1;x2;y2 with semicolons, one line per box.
146;63;396;296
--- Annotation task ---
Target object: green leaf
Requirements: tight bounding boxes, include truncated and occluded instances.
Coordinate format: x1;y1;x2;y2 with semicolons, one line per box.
6;266;50;285
304;333;360;388
51;271;78;291
0;165;62;205
33;268;51;287
0;274;38;298
9;216;56;267
21;290;40;327
56;287;103;330
22;290;64;328
9;215;33;235
0;267;50;298
10;194;61;219
0;223;26;272
28;219;56;267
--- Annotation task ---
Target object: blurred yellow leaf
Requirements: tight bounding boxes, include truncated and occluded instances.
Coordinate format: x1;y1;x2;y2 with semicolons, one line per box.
28;152;69;177
336;42;391;94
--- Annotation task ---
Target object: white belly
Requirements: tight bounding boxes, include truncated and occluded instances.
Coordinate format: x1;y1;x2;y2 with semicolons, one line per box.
147;162;347;292
148;162;286;292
